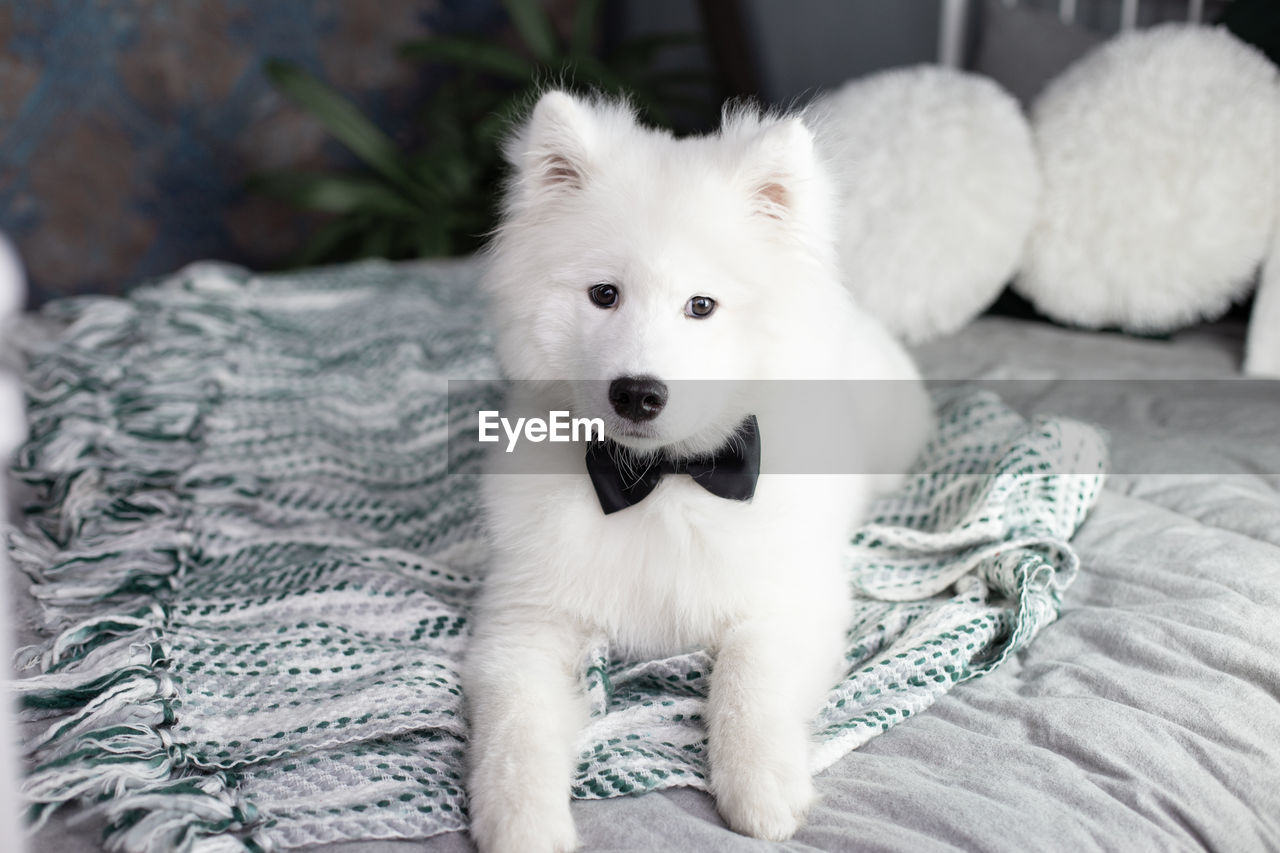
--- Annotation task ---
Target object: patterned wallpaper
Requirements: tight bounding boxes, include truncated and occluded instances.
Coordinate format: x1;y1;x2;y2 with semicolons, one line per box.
0;0;504;306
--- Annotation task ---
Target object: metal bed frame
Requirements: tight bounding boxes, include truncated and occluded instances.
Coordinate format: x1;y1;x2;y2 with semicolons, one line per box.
1;234;28;852
939;0;1214;66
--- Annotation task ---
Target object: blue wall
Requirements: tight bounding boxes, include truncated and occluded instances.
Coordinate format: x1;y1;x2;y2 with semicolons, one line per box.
0;0;504;306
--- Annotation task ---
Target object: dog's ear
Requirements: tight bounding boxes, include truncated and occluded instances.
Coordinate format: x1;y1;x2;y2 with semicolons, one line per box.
743;117;816;221
508;90;596;199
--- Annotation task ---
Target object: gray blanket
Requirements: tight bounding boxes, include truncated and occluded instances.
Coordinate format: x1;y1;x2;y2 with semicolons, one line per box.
20;304;1280;852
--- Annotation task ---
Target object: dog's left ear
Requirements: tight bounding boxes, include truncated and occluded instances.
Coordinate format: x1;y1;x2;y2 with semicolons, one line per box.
743;117;816;222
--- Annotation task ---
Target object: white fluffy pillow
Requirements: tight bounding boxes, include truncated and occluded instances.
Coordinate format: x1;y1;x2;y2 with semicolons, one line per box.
1018;24;1280;333
809;66;1039;344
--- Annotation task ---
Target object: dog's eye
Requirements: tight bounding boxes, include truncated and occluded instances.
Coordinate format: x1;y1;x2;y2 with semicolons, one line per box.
685;296;716;319
589;283;618;309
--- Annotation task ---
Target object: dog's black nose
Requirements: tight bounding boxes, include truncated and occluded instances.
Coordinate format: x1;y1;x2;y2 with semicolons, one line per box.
608;376;668;422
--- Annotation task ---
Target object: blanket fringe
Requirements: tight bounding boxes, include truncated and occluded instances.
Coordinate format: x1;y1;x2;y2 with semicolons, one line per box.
8;265;263;852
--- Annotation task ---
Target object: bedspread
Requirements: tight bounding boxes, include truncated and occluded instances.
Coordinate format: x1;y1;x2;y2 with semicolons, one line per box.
10;262;1279;853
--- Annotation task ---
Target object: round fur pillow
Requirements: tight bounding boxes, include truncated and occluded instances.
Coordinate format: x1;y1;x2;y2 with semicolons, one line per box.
809;66;1039;344
1018;24;1279;332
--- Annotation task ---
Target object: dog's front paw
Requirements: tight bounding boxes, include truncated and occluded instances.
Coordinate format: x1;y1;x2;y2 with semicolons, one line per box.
469;796;579;853
711;755;815;841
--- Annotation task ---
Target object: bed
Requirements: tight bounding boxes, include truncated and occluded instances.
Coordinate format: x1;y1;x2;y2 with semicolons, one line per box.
8;1;1280;849
5;253;1277;853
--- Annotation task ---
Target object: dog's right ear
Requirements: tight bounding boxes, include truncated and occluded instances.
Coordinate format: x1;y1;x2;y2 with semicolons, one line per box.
507;91;596;201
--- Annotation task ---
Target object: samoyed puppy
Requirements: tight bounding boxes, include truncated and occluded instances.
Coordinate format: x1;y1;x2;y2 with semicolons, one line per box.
463;90;930;852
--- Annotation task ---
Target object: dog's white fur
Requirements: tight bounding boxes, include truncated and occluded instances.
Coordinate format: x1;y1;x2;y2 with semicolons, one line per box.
1018;24;1280;334
463;91;929;852
808;66;1040;345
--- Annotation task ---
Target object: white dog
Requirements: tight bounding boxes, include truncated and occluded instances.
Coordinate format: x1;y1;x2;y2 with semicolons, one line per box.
463;90;930;852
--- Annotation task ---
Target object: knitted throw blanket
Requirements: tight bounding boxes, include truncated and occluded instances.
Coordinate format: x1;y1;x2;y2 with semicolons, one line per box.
7;261;1107;852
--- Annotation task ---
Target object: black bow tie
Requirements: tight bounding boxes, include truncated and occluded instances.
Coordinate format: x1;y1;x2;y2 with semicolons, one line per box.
585;416;761;515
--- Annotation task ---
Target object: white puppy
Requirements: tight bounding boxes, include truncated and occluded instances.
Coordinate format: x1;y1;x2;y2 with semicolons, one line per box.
464;90;929;852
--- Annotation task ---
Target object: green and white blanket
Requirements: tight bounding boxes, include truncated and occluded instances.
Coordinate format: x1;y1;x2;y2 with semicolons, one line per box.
7;261;1106;852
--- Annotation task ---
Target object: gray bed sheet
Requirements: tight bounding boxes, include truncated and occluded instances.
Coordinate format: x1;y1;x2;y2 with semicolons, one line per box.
21;316;1280;852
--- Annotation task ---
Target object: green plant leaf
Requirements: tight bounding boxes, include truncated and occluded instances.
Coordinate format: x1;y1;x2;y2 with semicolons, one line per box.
500;0;559;62
417;148;476;198
294;217;366;267
609;32;701;72
357;222;396;260
570;0;602;58
474;106;517;148
641;68;716;91
413;216;451;258
399;36;535;80
264;59;441;202
256;15;712;270
640;91;710;119
564;55;635;96
249;172;425;218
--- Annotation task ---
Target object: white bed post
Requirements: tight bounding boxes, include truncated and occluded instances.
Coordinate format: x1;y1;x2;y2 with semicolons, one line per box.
1121;0;1140;30
0;234;27;853
1245;222;1280;377
938;0;969;67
